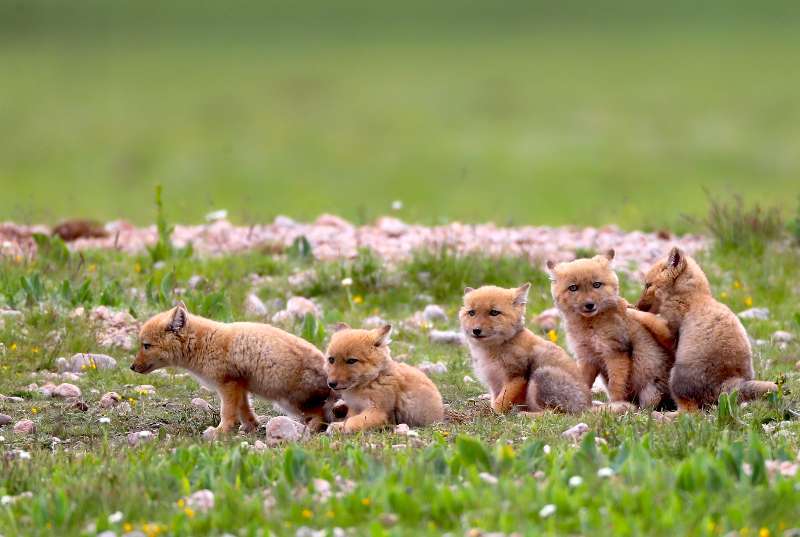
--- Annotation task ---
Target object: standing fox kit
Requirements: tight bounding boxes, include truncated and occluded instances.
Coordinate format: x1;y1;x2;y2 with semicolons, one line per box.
324;324;444;433
632;247;777;410
460;284;590;414
132;302;338;433
547;251;674;408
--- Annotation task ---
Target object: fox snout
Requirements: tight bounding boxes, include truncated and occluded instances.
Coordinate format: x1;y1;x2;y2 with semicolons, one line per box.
328;380;339;389
582;302;596;313
472;328;482;336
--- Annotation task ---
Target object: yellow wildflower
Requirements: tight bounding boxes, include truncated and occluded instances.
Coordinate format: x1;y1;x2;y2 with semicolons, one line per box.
123;523;133;532
547;329;558;343
183;507;195;518
88;264;97;273
134;262;142;273
744;296;753;307
325;510;335;518
352;295;364;305
32;347;39;354
734;280;742;289
720;292;728;300
759;529;770;537
361;498;371;506
177;499;185;508
10;343;17;351
302;509;313;519
31;407;38;414
15;255;22;263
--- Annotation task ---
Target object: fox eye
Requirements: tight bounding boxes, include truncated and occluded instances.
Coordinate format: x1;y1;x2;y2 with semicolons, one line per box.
644;282;652;289
489;309;501;316
592;282;602;289
142;343;151;350
568;284;578;292
328;356;335;364
468;310;476;317
345;357;358;365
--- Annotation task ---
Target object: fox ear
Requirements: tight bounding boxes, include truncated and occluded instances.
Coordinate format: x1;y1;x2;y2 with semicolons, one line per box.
167;302;188;333
604;249;615;261
333;322;350;333
463;287;475;296
513;283;531;306
667;247;686;272
545;260;557;277
373;324;392;347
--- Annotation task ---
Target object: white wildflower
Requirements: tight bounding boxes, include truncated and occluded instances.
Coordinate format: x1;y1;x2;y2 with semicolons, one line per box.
108;511;124;524
539;504;556;518
568;475;583;487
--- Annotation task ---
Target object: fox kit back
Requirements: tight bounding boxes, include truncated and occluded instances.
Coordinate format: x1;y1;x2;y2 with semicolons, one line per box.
132;302;337;433
547;250;673;408
324;324;444;433
459;283;590;414
635;247;776;410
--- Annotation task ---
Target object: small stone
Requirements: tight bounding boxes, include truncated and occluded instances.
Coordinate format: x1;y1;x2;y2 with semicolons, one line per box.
422;304;447;323
561;422;589;442
429;330;464;346
478;472;499;485
478;393;492;401
72;400;89;412
417;361;448;376
362;315;388;329
38;383;56;397
52;383;81;399
13;420;35;435
463;375;475;384
186;489;215;512
253;440;268;452
380;513;399;528
772;331;794;344
187;275;204;289
244;293;268;317
738;307;770;320
127;430;155;447
394;423;410;435
265;416;304;446
99;392;122;408
134;385;155;395
286;297;320;319
191;398;212;411
64;353;117;372
0;414;12;426
202;426;218;441
533;307;561;332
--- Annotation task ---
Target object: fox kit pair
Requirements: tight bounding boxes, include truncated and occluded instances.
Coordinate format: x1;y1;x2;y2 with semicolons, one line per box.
632;247;777;411
324;324;444;433
460;284;591;414
132;302;340;433
547;251;674;409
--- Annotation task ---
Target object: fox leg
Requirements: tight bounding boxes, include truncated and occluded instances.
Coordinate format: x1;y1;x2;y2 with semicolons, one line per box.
720;377;778;402
579;360;600;389
217;382;247;433
336;408;389;433
604;354;632;402
492;377;528;413
301;405;328;433
236;392;259;433
629;310;675;352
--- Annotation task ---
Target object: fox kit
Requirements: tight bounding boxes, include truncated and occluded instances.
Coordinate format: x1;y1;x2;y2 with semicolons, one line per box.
324;324;444;433
459;284;590;414
632;247;777;411
547;251;674;408
131;302;338;433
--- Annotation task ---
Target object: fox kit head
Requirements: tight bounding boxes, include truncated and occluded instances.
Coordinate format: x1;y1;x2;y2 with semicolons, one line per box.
131;302;189;374
324;324;392;391
636;247;711;312
459;283;530;344
546;250;620;318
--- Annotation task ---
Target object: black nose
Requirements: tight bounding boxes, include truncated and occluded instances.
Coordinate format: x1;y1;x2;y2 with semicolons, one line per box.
328;381;337;389
584;303;596;312
472;328;482;336
130;364;136;371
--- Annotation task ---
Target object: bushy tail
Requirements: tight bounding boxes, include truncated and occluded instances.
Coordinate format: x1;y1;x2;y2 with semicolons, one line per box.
720;377;778;401
528;366;591;414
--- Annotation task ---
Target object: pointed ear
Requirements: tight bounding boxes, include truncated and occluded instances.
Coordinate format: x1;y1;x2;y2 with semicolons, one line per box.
373;324;392;347
667;247;686;271
513;283;531;306
167;303;188;333
463;287;475;296
332;322;350;333
545;260;558;277
603;249;615;261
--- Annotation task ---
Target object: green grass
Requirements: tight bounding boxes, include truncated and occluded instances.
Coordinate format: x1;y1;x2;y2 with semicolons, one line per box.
1;239;800;536
1;1;800;229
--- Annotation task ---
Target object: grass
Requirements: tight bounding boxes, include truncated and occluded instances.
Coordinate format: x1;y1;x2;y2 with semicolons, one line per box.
1;237;800;536
1;1;800;229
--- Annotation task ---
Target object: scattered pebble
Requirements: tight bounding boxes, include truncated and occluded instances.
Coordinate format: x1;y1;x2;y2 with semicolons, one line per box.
422;304;447;322
244;293;268;317
191;398;213;411
187;275;204;289
0;414;12;426
286;297;320;318
562;422;589;442
533;307;561;332
463;375;475;384
52;383;81;399
99;392;122;408
265;416;305;446
772;330;794;344
127;430;155;447
185;489;215;512
478;472;499;485
13;420;36;435
202;426;218;442
58;353;118;373
361;315;388;329
88;307;140;350
134;385;156;395
99;417;111;424
417;361;448;376
429;330;464;346
738;307;770;320
253;440;268;452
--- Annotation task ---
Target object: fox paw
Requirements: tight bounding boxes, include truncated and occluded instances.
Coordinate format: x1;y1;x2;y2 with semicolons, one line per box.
239;421;260;434
326;421;346;435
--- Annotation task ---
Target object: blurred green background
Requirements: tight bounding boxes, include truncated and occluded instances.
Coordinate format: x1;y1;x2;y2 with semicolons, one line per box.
1;0;798;229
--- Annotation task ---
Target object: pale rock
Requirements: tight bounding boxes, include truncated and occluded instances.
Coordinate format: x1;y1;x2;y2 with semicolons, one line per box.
191;398;212;411
134;385;155;395
202;426;218;441
99;392;122;408
286;297;320;319
244;293;268;317
394;423;410;435
13;420;35;435
127;430;155;447
0;414;12;426
52;383;81;399
772;330;794;344
38;383;56;397
738;307;770;320
186;489;215;512
271;310;294;324
533;308;561;332
463;375;475;384
417;361;448;376
478;472;499;485
187;275;204;289
265;416;305;446
61;353;117;373
362;315;388;329
429;330;464;346
253;440;268;452
561;422;589;442
422;304;447;322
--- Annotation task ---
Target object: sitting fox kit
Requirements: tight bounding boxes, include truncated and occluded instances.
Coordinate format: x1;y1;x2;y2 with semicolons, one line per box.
632;247;777;410
547;251;674;408
132;302;338;433
460;284;591;414
324;324;444;433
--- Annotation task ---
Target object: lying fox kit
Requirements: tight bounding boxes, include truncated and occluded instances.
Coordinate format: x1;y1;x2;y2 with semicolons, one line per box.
132;302;339;433
459;283;590;414
632;247;777;410
324;324;444;433
547;250;674;408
